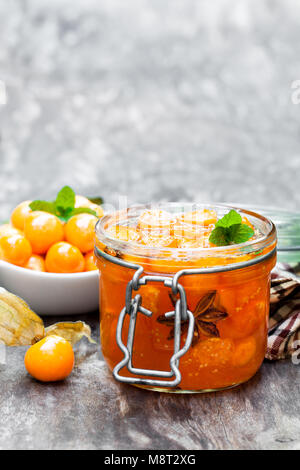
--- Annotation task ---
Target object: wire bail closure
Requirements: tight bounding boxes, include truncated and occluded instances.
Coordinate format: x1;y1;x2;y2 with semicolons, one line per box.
114;274;195;387
95;247;195;388
95;245;276;388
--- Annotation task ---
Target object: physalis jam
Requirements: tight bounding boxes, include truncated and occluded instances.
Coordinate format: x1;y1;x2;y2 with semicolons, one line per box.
95;203;276;393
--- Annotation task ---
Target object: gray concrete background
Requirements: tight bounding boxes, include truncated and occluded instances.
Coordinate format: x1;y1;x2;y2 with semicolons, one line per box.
1;0;300;451
0;0;300;219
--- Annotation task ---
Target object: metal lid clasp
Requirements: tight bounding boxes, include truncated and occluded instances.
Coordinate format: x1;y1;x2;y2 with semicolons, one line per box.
113;273;195;388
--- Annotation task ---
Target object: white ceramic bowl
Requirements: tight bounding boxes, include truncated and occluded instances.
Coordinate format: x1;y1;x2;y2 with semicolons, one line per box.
0;260;99;316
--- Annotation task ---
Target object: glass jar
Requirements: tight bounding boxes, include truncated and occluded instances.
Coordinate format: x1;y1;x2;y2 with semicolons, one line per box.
95;203;277;393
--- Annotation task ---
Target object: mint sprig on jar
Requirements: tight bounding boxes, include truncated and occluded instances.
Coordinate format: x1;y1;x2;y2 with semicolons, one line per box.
209;209;255;246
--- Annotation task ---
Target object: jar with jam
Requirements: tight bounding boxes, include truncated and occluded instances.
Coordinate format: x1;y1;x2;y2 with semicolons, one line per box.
95;203;276;393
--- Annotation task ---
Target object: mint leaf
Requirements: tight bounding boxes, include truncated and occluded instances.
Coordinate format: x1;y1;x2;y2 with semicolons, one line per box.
56;215;69;223
28;187;99;222
87;196;104;206
216;209;242;228
72;207;97;217
228;223;254;244
58;207;75;222
209;209;254;246
55;186;75;214
209;226;229;246
29;200;57;214
57;207;97;223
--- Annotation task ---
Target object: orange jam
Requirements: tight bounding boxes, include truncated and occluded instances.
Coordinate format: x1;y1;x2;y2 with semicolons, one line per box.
95;203;277;393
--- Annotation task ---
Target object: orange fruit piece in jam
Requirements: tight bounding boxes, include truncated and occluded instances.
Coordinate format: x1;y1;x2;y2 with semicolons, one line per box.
137;209;175;233
175;234;212;249
232;336;257;367
108;225;141;242
24;335;74;382
140;232;177;248
218;299;267;340
179;337;235;386
0;233;32;266
178;209;217;226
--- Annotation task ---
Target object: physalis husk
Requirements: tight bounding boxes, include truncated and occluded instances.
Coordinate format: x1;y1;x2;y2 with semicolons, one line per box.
0;288;94;346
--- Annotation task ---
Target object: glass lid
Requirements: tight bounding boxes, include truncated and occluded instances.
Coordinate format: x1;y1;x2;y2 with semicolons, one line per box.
96;202;276;267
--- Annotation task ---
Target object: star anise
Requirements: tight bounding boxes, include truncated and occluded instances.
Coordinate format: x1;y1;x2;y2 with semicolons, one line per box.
157;290;228;346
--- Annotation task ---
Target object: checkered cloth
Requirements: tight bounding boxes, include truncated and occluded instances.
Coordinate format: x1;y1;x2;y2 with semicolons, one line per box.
267;263;300;360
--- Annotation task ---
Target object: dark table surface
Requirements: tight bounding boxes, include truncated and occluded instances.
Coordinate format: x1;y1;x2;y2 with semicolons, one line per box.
0;0;300;450
1;313;300;450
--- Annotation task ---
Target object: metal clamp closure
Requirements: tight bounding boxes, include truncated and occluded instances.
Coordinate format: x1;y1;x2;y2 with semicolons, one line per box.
113;273;194;388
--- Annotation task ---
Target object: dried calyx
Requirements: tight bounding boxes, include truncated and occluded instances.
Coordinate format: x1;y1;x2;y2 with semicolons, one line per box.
0;288;95;347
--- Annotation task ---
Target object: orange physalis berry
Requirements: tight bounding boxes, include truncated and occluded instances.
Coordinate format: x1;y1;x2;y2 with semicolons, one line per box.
0;233;32;266
74;195;91;208
84;250;98;271
10;200;32;230
75;195;104;218
64;213;98;253
45;242;85;273
24;211;64;255
0;224;23;239
24;254;46;272
89;203;104;218
24;335;75;382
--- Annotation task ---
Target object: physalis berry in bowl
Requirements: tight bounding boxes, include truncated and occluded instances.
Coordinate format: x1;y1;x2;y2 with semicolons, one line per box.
0;186;104;315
